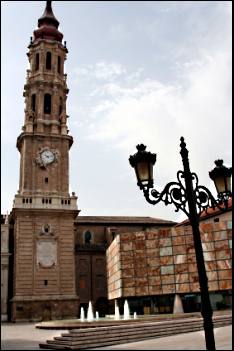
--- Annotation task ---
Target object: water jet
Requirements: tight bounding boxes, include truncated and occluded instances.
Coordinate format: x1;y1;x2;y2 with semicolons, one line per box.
87;301;94;321
124;300;130;320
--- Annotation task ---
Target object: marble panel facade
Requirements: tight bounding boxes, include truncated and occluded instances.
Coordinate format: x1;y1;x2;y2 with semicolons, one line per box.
106;220;232;300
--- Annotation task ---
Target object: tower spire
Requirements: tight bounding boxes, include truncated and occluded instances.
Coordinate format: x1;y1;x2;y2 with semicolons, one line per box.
33;1;63;43
38;0;59;28
47;1;52;11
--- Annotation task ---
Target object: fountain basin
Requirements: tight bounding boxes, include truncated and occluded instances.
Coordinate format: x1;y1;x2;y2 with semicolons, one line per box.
35;312;201;329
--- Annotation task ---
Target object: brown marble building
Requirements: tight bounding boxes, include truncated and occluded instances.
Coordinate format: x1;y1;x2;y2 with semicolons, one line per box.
106;218;232;315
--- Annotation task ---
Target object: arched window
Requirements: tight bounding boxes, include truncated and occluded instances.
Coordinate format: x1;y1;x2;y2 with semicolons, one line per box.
57;56;61;73
84;231;92;245
112;231;116;240
35;53;39;71
44;94;51;114
31;94;36;112
46;52;52;70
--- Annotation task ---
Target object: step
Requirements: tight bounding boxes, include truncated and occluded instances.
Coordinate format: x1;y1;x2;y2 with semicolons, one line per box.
53;323;204;341
61;316;231;339
40;317;232;349
68;317;202;333
47;325;204;346
54;322;204;342
39;315;232;350
38;324;223;350
40;328;203;350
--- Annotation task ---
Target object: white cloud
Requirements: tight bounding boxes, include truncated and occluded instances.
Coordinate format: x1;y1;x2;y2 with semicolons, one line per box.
109;23;128;41
75;38;231;190
74;62;126;82
95;62;126;80
2;1;232;220
92;100;115;114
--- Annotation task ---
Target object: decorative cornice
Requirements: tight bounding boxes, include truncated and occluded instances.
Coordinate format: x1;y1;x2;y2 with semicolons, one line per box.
16;132;73;150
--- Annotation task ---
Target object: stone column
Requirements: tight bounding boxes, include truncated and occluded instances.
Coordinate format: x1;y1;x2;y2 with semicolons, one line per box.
173;294;184;314
51;87;59;134
36;87;44;133
23;92;29;125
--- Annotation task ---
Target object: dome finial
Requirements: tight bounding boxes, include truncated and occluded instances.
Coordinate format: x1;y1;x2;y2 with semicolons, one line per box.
33;0;63;43
46;1;52;11
38;0;59;29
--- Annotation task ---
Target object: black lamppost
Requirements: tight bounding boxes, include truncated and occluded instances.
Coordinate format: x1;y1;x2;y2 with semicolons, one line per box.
129;137;232;351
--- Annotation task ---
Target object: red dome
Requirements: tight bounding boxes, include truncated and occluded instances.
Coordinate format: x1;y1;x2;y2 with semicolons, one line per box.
34;26;63;42
33;1;63;43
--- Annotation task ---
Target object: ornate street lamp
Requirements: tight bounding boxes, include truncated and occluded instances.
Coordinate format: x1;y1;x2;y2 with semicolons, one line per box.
129;136;232;351
209;159;232;203
129;144;156;190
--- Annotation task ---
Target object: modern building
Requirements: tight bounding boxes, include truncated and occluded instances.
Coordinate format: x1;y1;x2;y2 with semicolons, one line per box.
106;215;232;315
1;1;232;322
176;198;232;227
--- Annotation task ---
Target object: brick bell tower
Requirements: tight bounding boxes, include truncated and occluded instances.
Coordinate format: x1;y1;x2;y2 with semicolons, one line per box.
11;1;79;321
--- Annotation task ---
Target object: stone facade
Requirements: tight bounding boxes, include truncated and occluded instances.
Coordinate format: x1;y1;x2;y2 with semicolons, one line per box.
11;210;78;321
176;200;232;227
75;216;176;246
75;252;108;316
75;216;176;315
10;2;79;321
198;209;232;225
107;220;232;311
1;215;11;321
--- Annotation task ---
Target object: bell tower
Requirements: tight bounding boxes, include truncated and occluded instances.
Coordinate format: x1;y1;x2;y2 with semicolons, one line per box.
11;1;79;321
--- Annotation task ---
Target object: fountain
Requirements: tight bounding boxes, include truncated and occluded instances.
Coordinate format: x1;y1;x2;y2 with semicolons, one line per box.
133;312;137;319
123;300;130;320
80;307;85;321
95;311;99;319
87;301;94;321
114;300;120;320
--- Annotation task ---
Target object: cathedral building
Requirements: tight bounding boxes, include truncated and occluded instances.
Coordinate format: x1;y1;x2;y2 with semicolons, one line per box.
1;1;232;322
9;1;79;322
1;1;176;322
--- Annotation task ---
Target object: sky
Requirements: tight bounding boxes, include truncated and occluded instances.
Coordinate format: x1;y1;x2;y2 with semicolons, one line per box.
1;1;232;222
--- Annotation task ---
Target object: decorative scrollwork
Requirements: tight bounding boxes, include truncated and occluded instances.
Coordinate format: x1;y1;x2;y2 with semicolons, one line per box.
143;170;189;217
142;169;229;218
131;137;231;223
194;185;229;215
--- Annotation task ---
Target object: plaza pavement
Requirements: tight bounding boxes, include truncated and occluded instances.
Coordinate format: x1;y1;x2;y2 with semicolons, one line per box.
1;322;232;350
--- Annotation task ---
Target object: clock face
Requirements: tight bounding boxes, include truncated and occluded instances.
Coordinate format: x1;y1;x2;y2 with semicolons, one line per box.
41;150;55;165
